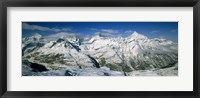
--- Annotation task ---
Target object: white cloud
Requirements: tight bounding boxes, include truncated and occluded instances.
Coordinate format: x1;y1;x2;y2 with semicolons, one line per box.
101;29;119;34
92;29;120;37
44;32;79;41
150;30;159;34
94;32;101;35
22;23;51;31
22;23;71;32
94;32;117;37
52;28;61;32
124;30;135;33
101;29;114;33
62;28;72;31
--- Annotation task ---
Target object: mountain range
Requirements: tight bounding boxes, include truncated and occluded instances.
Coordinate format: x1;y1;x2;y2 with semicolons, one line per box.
22;31;178;76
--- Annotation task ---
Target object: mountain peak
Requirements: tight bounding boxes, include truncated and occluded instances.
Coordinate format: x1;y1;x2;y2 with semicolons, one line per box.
23;33;42;42
131;31;139;36
128;31;147;40
32;33;42;39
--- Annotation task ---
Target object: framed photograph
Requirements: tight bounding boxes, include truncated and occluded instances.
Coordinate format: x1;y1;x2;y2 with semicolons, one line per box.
0;0;199;98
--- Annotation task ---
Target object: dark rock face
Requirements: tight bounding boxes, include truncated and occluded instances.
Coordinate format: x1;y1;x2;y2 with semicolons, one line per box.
64;70;77;76
22;43;45;56
56;38;65;43
30;62;49;72
87;55;100;68
22;60;48;73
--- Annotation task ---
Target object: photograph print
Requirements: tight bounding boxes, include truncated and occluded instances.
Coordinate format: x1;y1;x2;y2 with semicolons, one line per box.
22;22;178;76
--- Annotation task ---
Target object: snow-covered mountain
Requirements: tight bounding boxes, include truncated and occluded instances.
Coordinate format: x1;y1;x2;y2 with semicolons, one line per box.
22;33;46;56
44;32;81;45
22;31;178;76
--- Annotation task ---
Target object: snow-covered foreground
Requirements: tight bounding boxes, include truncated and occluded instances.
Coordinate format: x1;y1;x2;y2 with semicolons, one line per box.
39;67;125;76
128;64;178;76
23;67;178;76
23;60;178;76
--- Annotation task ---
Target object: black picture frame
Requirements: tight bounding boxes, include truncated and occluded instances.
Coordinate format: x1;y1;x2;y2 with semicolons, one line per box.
0;0;199;98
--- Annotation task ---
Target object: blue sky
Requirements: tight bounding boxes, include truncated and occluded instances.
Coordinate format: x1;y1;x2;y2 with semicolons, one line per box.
22;22;178;42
